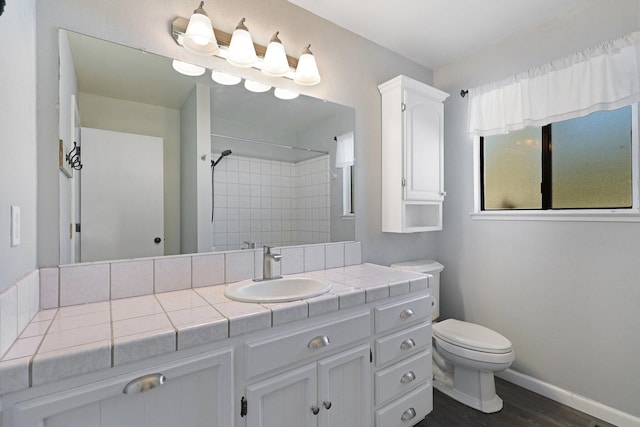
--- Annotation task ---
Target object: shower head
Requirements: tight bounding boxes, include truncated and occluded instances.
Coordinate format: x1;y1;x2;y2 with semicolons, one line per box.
212;149;232;167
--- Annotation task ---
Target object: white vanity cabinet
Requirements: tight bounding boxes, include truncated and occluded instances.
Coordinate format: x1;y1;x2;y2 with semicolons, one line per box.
242;312;371;427
372;294;433;426
2;348;233;427
379;75;450;232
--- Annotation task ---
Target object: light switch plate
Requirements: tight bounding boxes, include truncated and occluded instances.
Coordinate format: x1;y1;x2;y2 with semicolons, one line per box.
11;205;21;247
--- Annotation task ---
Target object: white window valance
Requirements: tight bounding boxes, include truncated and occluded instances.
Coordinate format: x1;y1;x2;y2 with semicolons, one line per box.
335;132;354;168
468;32;640;137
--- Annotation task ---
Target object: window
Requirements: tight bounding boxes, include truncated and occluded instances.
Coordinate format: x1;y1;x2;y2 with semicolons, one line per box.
478;105;637;216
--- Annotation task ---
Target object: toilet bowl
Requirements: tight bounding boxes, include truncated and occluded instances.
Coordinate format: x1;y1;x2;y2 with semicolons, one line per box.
389;259;515;413
432;318;514;413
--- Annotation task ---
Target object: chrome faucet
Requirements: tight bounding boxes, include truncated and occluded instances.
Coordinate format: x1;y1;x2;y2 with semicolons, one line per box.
255;245;282;281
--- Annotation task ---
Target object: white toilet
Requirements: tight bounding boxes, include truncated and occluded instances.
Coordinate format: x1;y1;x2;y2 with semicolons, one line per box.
390;259;515;413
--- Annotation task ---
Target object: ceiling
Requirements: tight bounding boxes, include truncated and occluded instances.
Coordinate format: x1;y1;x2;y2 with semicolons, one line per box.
287;0;593;70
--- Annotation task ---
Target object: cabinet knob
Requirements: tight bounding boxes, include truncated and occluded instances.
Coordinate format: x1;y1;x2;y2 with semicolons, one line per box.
400;338;416;350
122;373;166;395
308;335;330;349
323;400;332;410
400;371;416;384
399;308;415;319
401;407;417;421
311;405;320;415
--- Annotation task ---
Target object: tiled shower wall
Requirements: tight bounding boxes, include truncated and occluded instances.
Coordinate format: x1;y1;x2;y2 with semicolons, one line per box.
212;154;331;251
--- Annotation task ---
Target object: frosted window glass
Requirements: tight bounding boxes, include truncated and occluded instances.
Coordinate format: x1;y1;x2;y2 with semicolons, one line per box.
483;127;542;209
552;107;632;208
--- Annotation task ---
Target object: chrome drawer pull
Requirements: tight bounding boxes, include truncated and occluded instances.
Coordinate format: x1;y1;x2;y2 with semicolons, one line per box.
122;373;166;395
311;405;320;415
400;371;416;384
401;407;417;421
323;400;332;410
400;338;416;350
400;308;415;319
308;335;330;349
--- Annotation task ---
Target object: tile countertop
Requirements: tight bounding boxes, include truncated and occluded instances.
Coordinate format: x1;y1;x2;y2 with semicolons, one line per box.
0;263;428;395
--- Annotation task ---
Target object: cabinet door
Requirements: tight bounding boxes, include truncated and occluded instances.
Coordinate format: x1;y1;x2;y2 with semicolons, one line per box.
317;344;371;427
13;349;233;427
245;363;317;427
403;88;444;202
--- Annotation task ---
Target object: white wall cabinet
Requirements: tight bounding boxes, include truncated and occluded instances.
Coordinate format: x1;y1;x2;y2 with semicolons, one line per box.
245;345;370;427
6;348;233;427
379;75;449;232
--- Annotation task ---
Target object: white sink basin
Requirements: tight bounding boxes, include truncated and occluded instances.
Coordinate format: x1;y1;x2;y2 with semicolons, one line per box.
224;277;331;303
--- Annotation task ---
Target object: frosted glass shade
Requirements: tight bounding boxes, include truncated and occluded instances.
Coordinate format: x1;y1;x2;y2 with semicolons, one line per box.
227;19;258;68
262;33;290;77
294;45;321;86
211;70;241;85
172;60;206;76
183;12;218;56
244;80;271;93
274;88;299;100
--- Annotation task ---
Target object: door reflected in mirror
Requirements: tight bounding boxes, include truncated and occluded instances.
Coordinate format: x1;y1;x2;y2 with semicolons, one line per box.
58;30;355;265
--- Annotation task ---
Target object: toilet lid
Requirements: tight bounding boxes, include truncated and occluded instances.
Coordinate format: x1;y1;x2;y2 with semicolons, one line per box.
433;319;512;353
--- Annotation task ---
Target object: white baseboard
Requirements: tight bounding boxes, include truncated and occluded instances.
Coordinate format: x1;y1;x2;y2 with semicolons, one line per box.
497;369;640;427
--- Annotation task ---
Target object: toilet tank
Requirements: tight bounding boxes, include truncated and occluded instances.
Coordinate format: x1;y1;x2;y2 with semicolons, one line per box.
390;259;444;320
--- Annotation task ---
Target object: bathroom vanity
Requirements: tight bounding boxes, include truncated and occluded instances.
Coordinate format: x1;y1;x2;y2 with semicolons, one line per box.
0;262;432;427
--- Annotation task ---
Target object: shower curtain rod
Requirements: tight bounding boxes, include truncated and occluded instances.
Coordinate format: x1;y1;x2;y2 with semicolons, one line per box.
210;133;329;155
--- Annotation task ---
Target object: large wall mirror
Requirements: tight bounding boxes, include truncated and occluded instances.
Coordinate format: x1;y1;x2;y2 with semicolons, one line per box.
58;30;355;265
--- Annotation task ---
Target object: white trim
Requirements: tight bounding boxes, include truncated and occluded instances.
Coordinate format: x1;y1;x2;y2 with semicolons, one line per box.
497;369;640;427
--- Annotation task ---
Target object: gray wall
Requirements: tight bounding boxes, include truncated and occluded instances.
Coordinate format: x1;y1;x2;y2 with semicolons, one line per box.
34;0;437;268
0;0;37;293
435;0;640;417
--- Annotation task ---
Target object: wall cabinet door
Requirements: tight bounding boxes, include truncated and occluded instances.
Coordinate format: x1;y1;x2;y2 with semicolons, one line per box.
403;88;445;202
11;348;233;427
245;344;370;427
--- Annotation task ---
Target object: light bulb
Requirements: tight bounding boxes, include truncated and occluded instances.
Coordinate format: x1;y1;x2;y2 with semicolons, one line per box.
294;44;321;86
262;32;290;77
227;18;258;68
183;2;219;56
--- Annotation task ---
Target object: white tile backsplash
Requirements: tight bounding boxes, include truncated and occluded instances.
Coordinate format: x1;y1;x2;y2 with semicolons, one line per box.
192;253;225;287
110;259;154;299
225;251;255;282
154;256;191;293
59;263;110;306
304;245;326;272
0;286;18;358
39;267;59;310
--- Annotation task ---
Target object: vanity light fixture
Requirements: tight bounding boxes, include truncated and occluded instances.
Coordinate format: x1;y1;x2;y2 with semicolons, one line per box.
171;6;322;86
274;88;299;100
262;32;290;78
294;45;321;86
172;59;206;76
226;18;258;68
244;79;272;93
211;70;242;85
182;2;219;56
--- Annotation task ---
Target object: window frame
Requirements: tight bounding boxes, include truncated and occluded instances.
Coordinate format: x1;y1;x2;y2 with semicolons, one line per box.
472;104;640;222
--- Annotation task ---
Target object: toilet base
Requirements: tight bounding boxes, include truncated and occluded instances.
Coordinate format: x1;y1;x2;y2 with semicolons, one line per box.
433;365;504;413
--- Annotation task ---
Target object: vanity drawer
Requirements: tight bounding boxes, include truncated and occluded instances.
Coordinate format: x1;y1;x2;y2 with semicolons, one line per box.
375;350;431;406
375;322;431;366
245;311;370;378
375;294;430;334
375;383;432;427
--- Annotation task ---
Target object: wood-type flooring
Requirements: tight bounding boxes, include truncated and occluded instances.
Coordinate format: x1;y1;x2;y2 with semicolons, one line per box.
416;378;617;427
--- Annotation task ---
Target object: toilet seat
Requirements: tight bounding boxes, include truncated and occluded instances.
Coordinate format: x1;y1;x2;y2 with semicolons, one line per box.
433;319;512;354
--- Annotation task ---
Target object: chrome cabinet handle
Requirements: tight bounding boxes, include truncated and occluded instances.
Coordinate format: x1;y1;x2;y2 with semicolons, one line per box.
401;407;417;421
400;371;416;384
311;405;320;415
400;308;415;319
323;400;332;410
122;373;166;395
308;335;330;349
400;338;416;350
